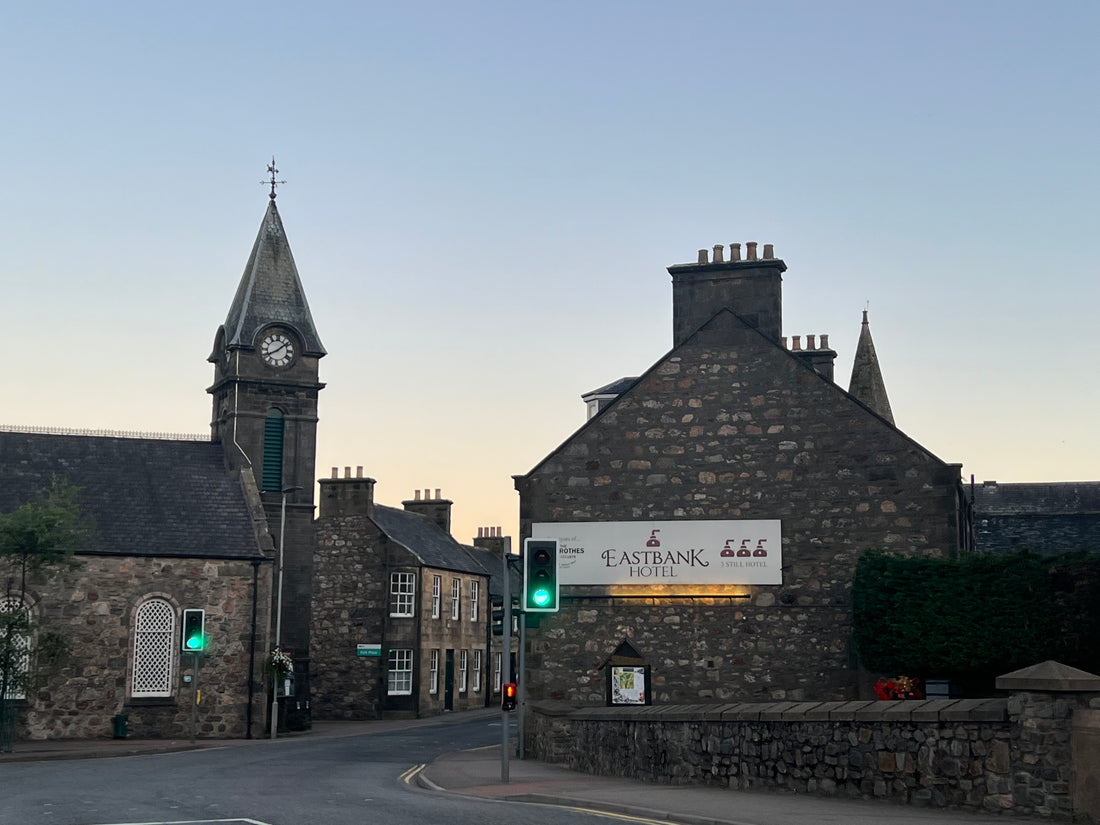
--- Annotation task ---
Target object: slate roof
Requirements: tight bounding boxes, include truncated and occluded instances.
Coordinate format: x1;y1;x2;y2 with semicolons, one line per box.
0;431;265;560
970;481;1100;554
222;198;326;356
371;505;488;576
466;544;521;599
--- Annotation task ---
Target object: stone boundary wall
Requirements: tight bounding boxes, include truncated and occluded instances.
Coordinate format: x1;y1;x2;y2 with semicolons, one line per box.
528;694;1094;819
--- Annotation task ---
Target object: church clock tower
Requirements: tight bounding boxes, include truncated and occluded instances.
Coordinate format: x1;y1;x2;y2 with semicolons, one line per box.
208;165;325;726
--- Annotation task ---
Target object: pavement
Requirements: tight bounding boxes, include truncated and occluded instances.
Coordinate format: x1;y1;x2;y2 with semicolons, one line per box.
1;708;1043;825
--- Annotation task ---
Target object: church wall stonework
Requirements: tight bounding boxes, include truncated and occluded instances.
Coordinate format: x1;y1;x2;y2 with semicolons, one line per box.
517;331;963;704
13;555;270;741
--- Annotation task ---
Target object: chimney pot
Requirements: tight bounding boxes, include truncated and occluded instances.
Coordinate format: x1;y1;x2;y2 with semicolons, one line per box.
414;490;421;501
820;334;829;349
356;466;363;478
791;335;802;351
746;241;758;261
344;466;351;478
697;249;709;264
730;243;741;261
763;243;774;259
712;244;724;263
435;488;441;499
331;467;338;479
807;334;816;350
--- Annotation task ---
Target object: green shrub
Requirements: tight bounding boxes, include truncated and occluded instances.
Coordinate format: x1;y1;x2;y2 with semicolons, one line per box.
853;550;1100;681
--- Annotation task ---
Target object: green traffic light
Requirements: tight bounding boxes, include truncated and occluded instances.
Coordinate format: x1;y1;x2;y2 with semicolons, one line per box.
532;589;550;606
185;635;203;650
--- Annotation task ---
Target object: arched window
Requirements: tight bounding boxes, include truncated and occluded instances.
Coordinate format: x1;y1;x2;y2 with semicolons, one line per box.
0;596;31;700
262;408;284;492
131;599;175;698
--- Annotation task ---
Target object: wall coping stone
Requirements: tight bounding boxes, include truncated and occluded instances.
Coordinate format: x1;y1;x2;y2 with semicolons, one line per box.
996;659;1100;692
532;698;1009;724
829;700;875;720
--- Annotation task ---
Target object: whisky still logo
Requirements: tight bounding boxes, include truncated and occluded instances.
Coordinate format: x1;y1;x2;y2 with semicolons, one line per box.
531;520;782;586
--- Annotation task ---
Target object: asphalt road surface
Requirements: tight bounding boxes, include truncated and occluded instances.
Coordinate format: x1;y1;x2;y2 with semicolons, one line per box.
0;717;635;825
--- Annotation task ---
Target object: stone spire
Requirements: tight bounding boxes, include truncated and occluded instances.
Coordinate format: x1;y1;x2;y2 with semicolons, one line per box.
221;197;326;356
848;310;894;424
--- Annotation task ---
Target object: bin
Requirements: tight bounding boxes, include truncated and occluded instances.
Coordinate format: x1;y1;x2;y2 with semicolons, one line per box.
112;713;129;739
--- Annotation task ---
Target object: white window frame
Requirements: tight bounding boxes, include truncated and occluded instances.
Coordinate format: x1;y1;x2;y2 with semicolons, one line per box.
493;651;503;693
451;578;461;621
387;648;413;695
429;649;439;695
472;649;482;693
0;596;31;700
431;575;441;619
390;572;416;617
458;649;468;693
470;581;480;623
130;598;175;698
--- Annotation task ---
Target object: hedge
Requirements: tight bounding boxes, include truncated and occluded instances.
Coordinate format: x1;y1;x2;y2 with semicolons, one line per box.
852;550;1100;681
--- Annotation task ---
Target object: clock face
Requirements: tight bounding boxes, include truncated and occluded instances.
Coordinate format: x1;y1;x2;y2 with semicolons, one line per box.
260;332;295;368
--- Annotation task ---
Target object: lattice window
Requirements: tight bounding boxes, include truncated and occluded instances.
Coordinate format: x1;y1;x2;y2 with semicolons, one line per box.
390;573;415;617
387;648;413;695
0;597;30;700
132;599;175;698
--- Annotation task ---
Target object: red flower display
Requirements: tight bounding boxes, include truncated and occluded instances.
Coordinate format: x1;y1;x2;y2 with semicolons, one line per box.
874;675;924;700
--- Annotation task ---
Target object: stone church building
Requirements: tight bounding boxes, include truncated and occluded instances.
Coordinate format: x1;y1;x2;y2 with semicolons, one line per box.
1;185;506;740
517;242;972;705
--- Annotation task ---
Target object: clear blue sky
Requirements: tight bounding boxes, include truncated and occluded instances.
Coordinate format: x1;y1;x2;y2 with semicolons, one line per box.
4;1;1098;545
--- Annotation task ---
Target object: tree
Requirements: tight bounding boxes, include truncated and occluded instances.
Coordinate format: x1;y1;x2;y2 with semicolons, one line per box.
0;477;89;748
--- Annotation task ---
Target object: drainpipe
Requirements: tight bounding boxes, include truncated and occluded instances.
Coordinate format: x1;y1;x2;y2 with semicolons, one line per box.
246;558;260;738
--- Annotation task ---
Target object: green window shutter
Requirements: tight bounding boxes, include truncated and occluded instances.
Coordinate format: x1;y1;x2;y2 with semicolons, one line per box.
262;409;284;491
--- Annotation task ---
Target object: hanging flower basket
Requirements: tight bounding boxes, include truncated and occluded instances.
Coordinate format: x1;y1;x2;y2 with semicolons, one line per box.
268;648;293;678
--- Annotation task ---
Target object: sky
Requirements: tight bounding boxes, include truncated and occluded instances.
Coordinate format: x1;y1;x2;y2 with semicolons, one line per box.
4;1;1098;547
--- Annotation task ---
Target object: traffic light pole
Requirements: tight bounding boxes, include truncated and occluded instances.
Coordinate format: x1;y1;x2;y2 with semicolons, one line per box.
189;651;200;744
501;546;511;783
518;615;526;760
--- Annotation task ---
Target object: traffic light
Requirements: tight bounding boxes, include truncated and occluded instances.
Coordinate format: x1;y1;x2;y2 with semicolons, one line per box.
181;609;205;652
501;681;517;712
523;538;559;612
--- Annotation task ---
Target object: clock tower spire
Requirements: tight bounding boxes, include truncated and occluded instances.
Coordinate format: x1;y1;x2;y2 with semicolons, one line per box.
208;167;325;727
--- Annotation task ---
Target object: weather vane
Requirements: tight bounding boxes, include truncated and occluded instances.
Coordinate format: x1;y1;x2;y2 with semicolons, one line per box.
264;157;286;200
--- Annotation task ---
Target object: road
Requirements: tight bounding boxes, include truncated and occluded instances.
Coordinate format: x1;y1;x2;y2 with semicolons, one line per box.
0;717;631;825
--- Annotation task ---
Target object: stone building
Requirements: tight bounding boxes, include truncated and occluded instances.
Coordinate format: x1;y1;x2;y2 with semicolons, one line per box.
0;431;273;740
0;184;322;739
969;480;1100;554
516;242;971;705
312;473;497;718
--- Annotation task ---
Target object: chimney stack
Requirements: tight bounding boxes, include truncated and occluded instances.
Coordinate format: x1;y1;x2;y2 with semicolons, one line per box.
402;489;453;535
668;240;786;345
318;466;376;519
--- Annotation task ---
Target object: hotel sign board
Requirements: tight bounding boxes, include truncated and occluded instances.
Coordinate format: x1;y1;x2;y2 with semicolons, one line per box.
531;520;782;586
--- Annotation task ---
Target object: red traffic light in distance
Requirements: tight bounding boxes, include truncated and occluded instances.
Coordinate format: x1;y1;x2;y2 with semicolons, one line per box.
501;682;518;712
